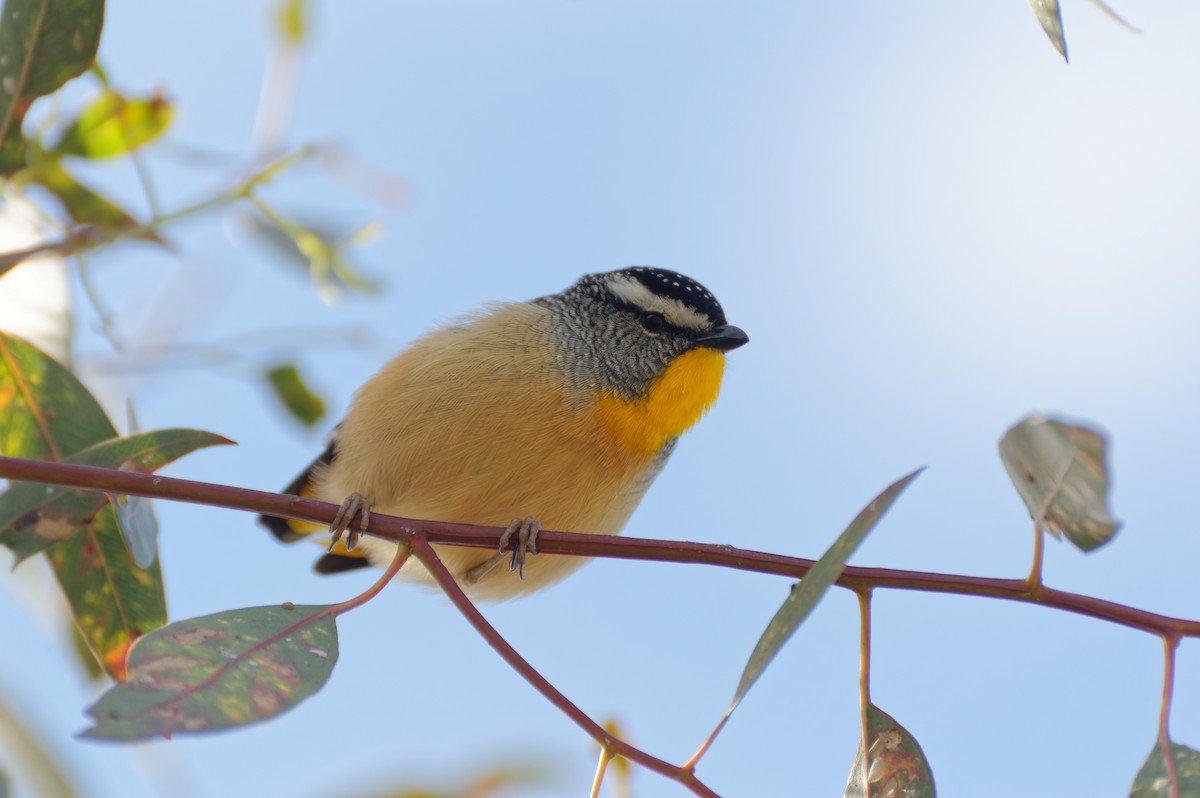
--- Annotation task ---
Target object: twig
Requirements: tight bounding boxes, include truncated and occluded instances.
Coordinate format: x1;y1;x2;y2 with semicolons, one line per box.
408;536;719;797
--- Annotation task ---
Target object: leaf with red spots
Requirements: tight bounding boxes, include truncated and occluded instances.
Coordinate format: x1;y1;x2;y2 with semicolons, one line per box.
844;704;936;797
82;604;339;740
47;504;166;681
0;332;195;681
999;415;1120;552
0;427;233;564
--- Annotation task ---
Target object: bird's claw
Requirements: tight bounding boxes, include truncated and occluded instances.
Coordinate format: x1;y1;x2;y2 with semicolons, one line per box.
499;516;540;581
330;492;370;551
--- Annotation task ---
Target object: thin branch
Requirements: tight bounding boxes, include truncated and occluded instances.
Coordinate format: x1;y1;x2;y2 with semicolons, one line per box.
408;535;719;798
0;147;317;276
2;457;1199;639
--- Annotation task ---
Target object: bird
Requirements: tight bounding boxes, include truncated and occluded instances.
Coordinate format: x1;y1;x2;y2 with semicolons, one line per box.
258;267;748;601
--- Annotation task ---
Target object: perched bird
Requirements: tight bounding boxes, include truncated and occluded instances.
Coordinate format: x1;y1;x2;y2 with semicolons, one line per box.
259;267;748;601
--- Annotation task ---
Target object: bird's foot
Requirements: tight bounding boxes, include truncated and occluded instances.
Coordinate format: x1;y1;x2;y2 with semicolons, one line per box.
463;516;540;585
330;492;370;551
501;516;540;580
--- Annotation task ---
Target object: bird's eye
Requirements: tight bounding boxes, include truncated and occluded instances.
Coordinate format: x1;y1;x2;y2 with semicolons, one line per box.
640;312;666;334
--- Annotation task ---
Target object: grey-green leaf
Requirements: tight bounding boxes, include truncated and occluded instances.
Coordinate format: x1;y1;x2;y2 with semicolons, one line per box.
1130;742;1200;798
730;468;923;709
999;415;1120;552
845;704;936;798
1027;0;1067;61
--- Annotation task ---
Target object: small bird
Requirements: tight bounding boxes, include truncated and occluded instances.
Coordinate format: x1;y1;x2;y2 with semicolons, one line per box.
259;267;747;601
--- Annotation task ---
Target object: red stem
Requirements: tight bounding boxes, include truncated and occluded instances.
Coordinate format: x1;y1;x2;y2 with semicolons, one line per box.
2;457;1196;639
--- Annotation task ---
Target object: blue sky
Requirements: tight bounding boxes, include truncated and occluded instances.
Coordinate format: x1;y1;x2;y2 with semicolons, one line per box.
3;1;1200;796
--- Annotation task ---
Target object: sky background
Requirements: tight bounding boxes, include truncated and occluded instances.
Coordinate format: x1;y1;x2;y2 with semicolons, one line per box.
3;1;1200;796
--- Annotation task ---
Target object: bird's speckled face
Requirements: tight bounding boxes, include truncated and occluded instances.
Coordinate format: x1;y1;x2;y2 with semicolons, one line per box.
537;267;748;455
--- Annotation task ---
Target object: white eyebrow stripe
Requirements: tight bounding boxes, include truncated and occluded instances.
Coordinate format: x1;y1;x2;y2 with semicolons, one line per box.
605;274;712;330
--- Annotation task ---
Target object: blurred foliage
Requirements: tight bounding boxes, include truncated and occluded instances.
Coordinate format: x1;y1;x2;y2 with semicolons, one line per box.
266;363;327;427
274;0;308;45
0;691;80;798
51;89;173;159
351;764;556;798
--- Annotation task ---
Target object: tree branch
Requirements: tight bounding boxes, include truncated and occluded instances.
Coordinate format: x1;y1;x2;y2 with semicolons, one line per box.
1;456;1197;639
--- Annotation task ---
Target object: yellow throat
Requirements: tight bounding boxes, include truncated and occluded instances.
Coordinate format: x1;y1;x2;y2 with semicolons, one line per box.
597;347;727;457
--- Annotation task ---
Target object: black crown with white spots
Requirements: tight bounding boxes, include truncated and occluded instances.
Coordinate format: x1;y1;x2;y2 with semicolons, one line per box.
620;266;727;326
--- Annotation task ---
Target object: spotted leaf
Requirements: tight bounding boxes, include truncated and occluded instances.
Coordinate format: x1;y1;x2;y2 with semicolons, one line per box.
82;604;339;740
845;704;936;798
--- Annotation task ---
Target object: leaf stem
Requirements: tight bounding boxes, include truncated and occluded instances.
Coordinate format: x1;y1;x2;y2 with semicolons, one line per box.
590;746;613;798
858;590;873;798
1026;521;1045;597
327;543;409;616
1159;634;1181;798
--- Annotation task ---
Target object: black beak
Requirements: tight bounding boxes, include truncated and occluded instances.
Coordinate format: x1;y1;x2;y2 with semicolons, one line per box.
694;323;749;352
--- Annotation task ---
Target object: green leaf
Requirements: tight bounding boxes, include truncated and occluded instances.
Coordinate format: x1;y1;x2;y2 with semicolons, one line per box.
1027;0;1067;61
265;363;325;427
82;604;339;740
51;89;173;159
0;0;105;175
0;330;116;460
999;415;1121;552
0;332;169;680
0;427;233;562
844;704;937;798
1130;742;1200;798
731;469;922;710
47;504;166;681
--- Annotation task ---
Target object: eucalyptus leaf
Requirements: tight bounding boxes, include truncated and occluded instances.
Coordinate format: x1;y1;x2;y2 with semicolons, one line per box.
999;415;1120;552
83;604;338;740
845;704;936;798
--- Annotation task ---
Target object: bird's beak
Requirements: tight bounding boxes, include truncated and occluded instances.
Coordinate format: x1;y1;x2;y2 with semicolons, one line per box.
694;323;749;352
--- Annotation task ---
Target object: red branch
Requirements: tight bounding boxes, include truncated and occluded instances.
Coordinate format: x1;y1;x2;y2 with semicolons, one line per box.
2;456;1196;638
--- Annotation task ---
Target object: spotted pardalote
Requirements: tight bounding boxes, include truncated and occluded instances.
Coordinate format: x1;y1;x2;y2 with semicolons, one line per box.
259;267;747;601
